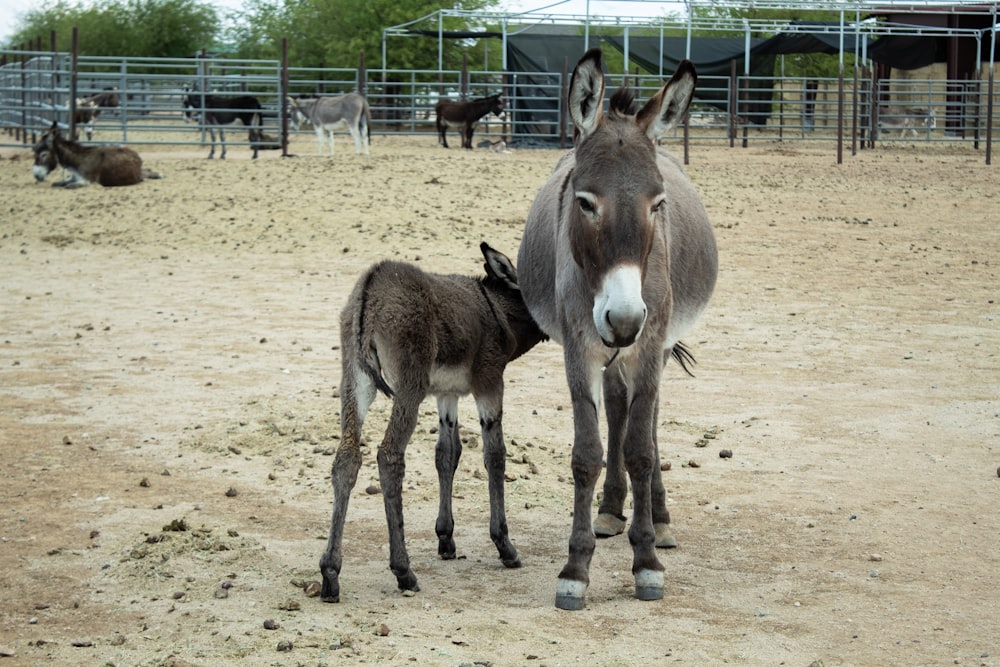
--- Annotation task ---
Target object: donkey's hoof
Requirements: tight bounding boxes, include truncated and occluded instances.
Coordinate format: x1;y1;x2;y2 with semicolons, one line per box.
555;578;587;611
593;512;627;538
502;555;522;569
634;569;664;601
654;522;678;549
395;570;420;593
438;534;457;560
320;576;340;603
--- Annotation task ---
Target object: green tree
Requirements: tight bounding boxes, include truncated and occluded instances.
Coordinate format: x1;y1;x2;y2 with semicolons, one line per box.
7;0;220;57
225;0;501;70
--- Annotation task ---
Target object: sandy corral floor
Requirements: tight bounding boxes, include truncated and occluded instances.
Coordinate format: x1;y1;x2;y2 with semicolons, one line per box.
0;132;997;667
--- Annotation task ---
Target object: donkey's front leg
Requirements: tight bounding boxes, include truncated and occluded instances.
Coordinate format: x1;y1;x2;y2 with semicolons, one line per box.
595;367;629;539
378;393;423;593
477;392;521;568
218;128;227;160
434;395;462;560
555;350;604;611
622;355;666;602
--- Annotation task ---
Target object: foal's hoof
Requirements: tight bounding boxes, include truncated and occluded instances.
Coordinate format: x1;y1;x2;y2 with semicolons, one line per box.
554;578;587;611
593;512;627;538
654;522;678;549
634;569;664;601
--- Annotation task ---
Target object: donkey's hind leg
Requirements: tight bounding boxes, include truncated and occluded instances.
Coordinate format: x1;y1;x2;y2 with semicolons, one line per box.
434;395;462;560
206;127;217;159
349;124;364;155
378;387;425;593
320;365;376;603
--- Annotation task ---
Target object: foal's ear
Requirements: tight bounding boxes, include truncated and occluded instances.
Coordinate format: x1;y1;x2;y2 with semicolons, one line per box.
636;59;697;141
481;242;519;289
569;48;606;141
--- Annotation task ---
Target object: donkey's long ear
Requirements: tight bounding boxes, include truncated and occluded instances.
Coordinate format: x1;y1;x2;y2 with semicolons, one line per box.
636;59;697;141
568;48;606;141
481;242;519;289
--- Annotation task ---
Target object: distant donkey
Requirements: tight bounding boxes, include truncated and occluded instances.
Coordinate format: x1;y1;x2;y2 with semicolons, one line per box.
878;106;936;139
73;90;119;141
287;93;371;156
32;122;162;188
181;88;264;159
435;93;505;149
320;243;547;603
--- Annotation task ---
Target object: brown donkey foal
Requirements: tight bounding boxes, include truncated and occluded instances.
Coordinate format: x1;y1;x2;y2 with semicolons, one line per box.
320;243;546;602
32;122;160;188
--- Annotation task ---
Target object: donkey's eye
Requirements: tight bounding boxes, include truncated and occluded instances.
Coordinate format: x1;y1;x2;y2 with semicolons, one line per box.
651;195;667;215
575;193;598;217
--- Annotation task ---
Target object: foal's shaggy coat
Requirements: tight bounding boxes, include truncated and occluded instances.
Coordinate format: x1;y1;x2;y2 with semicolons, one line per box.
320;243;545;602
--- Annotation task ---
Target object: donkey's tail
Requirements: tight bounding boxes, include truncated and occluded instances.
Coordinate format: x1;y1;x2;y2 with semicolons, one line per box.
355;266;393;397
670;341;697;378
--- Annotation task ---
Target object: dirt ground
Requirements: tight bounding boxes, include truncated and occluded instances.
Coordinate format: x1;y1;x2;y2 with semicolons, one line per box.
0;132;997;667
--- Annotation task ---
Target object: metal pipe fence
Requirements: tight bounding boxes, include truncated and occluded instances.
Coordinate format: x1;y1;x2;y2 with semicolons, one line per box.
2;49;998;159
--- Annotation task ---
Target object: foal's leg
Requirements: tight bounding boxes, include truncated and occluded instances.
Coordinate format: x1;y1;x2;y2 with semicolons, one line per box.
477;389;521;568
320;365;376;602
378;385;424;593
555;343;604;611
434;394;462;560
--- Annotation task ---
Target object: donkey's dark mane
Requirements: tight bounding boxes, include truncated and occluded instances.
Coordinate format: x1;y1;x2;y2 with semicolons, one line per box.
609;87;638;116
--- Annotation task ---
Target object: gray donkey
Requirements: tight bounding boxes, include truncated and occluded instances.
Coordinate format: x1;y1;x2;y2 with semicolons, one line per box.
320;243;546;602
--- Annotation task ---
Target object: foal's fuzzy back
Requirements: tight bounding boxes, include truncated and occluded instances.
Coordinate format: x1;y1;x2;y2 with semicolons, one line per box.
340;248;544;403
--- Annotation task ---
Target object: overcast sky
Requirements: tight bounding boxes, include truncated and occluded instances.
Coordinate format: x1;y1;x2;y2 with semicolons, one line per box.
1;1;685;46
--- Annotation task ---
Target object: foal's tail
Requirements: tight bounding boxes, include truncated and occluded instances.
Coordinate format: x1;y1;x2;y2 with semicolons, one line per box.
353;266;393;397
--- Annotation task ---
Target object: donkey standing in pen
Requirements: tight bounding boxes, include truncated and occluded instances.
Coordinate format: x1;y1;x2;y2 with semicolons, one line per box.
435;93;505;149
32;122;162;188
181;88;263;159
517;49;718;610
73;90;119;141
287;93;371;156
320;243;546;602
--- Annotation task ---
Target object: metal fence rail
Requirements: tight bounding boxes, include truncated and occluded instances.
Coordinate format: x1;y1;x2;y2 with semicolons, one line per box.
2;49;998;158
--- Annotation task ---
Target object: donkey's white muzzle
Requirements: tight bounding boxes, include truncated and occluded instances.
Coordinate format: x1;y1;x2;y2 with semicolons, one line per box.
594;265;646;347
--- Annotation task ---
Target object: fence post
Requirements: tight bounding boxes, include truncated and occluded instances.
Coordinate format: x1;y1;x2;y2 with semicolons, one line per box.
560;56;568;149
358;51;366;96
70;27;78;140
281;37;289;157
986;66;994;165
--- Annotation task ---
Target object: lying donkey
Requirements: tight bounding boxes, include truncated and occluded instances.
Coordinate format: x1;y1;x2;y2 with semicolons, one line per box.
320;243;546;602
878;106;936;139
32;122;162;188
